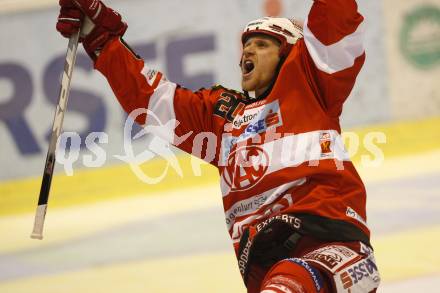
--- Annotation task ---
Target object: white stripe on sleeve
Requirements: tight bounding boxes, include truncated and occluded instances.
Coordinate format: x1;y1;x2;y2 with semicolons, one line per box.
303;18;365;74
144;70;177;143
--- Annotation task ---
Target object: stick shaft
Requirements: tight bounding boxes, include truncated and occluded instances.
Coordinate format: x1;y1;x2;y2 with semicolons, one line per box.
31;32;80;240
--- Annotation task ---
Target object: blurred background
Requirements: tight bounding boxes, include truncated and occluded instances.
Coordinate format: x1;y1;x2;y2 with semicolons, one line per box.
0;0;439;292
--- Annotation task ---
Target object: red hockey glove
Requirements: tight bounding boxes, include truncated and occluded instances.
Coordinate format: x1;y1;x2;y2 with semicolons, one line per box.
56;0;83;38
56;0;127;60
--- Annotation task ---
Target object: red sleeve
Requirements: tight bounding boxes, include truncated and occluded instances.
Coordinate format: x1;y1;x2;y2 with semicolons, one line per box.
302;0;366;117
94;38;218;159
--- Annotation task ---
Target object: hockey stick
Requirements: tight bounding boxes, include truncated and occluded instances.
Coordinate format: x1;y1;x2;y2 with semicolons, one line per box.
31;31;81;240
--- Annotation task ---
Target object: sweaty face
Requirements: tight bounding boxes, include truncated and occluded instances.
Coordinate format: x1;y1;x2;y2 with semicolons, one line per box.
241;35;281;97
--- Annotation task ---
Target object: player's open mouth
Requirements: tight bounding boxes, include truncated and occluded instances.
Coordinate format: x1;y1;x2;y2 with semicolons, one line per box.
242;60;255;76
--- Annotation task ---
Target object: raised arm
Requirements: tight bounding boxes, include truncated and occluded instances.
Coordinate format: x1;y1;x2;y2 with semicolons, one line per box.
302;0;365;117
94;38;216;154
56;0;218;159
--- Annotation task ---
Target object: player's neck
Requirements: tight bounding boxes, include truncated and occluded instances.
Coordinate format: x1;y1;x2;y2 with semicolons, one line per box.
255;85;270;98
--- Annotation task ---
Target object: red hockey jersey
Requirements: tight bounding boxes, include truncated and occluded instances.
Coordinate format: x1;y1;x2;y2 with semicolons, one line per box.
95;0;368;252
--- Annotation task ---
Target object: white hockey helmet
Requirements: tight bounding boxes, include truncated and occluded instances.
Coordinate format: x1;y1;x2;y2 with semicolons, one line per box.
242;17;303;57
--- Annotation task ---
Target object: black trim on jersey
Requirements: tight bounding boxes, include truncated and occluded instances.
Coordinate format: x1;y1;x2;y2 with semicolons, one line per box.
211;85;262;105
212;84;245;96
295;213;370;245
120;37;142;60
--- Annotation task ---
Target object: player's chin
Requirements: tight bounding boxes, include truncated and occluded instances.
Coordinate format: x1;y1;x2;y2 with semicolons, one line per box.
241;78;256;92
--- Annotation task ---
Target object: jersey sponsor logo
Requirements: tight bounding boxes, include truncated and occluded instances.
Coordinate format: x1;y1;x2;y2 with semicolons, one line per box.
246;99;267;109
222;145;269;191
360;242;374;256
225;192;271;228
232;100;281;129
145;69;159;86
256;214;301;232
302;245;359;273
238;237;252;276
232;108;261;129
319;132;332;157
240;100;282;136
141;67;166;88
346;206;368;227
303;244;380;292
337;255;380;291
221;100;283;162
230;193;295;242
224;181;304;229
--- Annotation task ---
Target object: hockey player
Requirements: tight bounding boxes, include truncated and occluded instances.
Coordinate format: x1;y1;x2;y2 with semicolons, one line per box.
56;0;381;292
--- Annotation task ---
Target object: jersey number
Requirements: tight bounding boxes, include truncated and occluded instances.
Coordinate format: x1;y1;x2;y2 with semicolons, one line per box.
213;92;245;122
